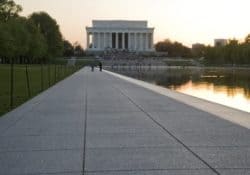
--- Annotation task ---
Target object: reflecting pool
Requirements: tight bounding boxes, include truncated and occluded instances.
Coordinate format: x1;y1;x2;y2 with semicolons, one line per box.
111;67;250;113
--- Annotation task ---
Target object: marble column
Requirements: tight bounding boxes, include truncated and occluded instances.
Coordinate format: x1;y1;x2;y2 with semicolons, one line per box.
142;33;144;51
94;32;97;49
142;33;145;51
106;33;109;49
122;33;125;49
137;33;139;51
145;33;149;51
134;33;137;51
151;32;154;50
140;33;143;51
109;32;112;48
92;32;96;49
116;32;118;49
98;32;101;50
86;32;90;49
103;32;106;49
128;32;131;50
141;33;144;51
98;32;100;50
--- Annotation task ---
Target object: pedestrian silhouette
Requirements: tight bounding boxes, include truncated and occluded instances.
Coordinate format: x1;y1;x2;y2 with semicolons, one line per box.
99;62;102;72
91;63;94;72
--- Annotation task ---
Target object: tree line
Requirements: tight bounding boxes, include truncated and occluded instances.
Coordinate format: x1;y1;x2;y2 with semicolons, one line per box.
0;0;84;64
155;36;250;66
204;36;250;65
155;39;192;58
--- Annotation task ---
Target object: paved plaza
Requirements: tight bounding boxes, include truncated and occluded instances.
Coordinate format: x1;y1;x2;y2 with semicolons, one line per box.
0;67;250;175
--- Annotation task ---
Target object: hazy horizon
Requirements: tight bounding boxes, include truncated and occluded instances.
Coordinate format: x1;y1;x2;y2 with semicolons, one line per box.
15;0;250;48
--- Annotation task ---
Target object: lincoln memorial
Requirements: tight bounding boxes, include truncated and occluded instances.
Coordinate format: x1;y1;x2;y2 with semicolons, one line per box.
86;20;155;53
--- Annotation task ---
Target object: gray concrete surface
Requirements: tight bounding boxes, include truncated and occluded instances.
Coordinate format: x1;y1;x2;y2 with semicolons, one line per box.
0;67;250;175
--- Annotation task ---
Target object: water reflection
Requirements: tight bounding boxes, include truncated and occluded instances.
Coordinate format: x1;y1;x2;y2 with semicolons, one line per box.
111;67;250;113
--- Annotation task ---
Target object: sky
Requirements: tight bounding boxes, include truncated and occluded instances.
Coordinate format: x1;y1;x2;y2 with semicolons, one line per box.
15;0;250;49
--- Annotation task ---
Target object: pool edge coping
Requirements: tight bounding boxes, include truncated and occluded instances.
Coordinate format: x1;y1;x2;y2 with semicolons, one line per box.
104;69;250;129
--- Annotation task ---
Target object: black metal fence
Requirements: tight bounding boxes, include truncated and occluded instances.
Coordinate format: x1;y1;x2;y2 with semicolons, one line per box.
0;59;83;116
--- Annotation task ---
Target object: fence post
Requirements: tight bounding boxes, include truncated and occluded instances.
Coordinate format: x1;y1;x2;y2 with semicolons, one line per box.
60;65;63;79
40;62;44;92
64;65;66;78
48;63;51;87
58;64;62;81
10;58;14;109
66;65;68;76
25;59;31;98
58;65;60;80
58;64;60;80
54;64;56;83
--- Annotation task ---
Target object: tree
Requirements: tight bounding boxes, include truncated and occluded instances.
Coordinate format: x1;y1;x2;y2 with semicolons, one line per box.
192;44;206;58
155;39;191;57
204;36;250;65
29;12;63;58
0;17;30;61
73;42;85;56
0;16;48;63
0;20;15;59
245;34;250;44
63;40;74;57
8;17;30;59
26;18;47;60
0;1;68;63
226;39;239;65
155;39;171;53
0;0;22;21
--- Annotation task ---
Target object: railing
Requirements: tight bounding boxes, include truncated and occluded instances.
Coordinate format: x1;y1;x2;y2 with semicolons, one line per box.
0;59;83;116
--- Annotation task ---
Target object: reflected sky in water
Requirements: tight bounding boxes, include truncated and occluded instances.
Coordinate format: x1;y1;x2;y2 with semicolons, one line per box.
111;68;250;113
172;81;250;113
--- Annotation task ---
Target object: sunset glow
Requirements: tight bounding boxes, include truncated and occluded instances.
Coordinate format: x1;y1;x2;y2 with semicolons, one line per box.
174;81;250;113
15;0;250;48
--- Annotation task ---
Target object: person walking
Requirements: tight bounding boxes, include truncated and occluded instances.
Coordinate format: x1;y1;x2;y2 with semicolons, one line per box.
99;62;102;72
91;63;94;72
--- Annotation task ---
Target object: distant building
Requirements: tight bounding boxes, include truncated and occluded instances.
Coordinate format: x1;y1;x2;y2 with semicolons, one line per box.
214;39;228;47
192;43;206;57
86;20;155;54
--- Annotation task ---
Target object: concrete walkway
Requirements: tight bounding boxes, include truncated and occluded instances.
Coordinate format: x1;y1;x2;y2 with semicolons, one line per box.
0;68;250;175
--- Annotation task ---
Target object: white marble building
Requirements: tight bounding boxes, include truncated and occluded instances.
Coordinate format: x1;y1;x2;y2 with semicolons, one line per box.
86;20;155;52
214;39;228;47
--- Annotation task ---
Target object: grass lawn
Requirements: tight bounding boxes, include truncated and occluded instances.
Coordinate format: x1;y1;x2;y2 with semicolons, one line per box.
0;64;81;117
